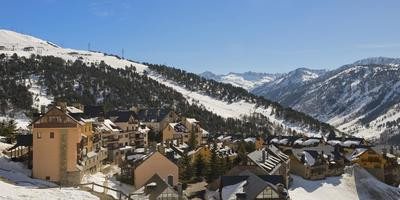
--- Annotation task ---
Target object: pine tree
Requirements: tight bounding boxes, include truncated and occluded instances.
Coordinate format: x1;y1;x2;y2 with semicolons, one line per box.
188;131;197;151
206;143;219;182
194;153;206;179
179;150;193;181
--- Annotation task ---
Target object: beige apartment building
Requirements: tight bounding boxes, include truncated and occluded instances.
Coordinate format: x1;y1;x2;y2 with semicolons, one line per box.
32;104;107;185
32;106;84;185
162;117;208;146
120;151;179;189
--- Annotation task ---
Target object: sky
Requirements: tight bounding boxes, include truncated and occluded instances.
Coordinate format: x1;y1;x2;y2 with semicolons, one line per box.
1;0;400;74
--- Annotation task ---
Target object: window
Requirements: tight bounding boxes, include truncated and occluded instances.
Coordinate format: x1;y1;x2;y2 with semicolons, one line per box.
256;186;279;199
37;132;42;139
50;132;54;139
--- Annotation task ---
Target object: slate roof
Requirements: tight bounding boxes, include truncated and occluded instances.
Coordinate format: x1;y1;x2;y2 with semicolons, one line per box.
106;110;138;123
83;105;104;118
291;145;344;166
137;109;171;122
172;123;188;133
247;149;282;174
220;171;287;200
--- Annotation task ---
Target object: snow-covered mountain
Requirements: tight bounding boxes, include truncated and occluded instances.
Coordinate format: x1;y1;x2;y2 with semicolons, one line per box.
254;59;400;140
199;71;279;91
251;68;327;96
200;68;326;92
0;29;333;137
0;29;148;73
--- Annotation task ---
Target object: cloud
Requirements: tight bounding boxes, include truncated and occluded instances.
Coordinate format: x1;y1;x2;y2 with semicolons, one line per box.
356;43;400;49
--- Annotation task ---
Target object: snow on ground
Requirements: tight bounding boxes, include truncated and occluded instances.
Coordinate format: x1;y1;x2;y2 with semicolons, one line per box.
0;114;30;130
149;73;256;119
0;29;148;73
0;181;99;200
149;73;324;136
0;141;98;199
289;165;400;200
82;165;135;199
28;75;53;111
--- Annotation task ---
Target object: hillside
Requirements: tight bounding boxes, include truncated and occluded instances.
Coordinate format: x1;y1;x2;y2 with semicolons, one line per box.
204;57;400;141
199;71;279;91
0;29;335;137
252;59;400;140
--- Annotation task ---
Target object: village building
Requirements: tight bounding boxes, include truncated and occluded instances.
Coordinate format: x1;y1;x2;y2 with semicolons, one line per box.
131;174;186;200
226;144;291;188
349;146;400;186
162;117;208;146
136;108;177;133
287;145;345;180
218;171;289;200
31;104;107;185
120;150;179;189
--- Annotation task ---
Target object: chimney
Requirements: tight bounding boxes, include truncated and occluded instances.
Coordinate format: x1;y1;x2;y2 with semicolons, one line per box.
177;183;183;200
382;148;387;157
40;105;46;114
57;102;67;112
276;183;286;198
262;150;266;163
390;146;394;154
235;193;246;200
72;103;84;111
301;153;306;163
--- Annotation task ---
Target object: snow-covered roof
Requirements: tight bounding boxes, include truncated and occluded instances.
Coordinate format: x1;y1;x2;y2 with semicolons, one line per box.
186;118;199;124
244;137;256;143
303;151;316;166
66;106;83;113
221;180;247;200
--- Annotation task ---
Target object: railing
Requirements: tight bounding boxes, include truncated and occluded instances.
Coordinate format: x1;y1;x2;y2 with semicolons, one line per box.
39;182;132;200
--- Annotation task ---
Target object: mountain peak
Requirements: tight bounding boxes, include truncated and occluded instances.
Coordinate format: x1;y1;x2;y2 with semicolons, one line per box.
353;56;400;66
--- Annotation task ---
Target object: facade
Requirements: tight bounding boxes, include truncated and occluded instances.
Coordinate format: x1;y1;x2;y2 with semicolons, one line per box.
137;108;177;133
240;145;291;187
288;146;344;180
32;106;83;185
219;171;289;200
349;146;400;186
132;174;185;200
162;118;207;146
120;151;179;189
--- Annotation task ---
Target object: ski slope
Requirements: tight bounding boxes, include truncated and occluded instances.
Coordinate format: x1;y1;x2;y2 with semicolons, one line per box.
0;29;326;136
149;73;324;136
0;29;147;73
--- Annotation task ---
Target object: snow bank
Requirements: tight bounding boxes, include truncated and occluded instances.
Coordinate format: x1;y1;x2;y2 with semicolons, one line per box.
289;165;400;200
0;181;99;200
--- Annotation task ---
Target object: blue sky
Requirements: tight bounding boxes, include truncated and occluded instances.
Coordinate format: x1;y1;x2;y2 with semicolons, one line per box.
1;0;400;74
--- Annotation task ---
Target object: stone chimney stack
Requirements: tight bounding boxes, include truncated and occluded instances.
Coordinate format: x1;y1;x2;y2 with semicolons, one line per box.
177;183;183;200
40;105;46;114
57;102;67;112
262;150;266;163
